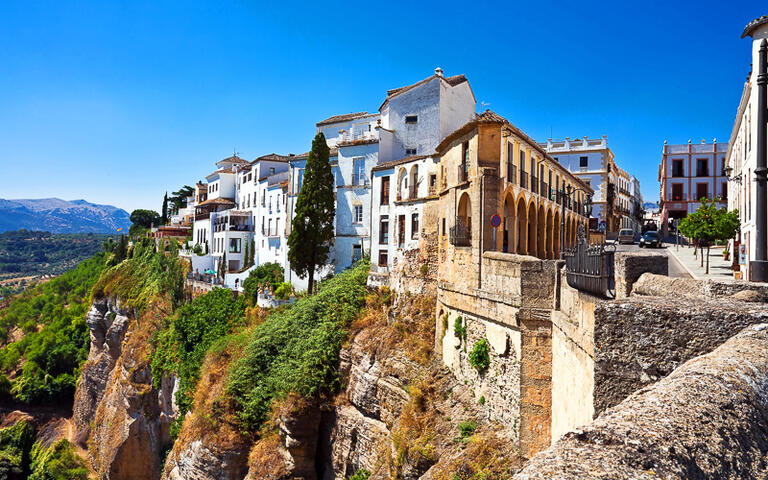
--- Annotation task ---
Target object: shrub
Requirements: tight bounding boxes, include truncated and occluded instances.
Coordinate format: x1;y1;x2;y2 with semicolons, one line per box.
478;395;485;405
469;339;490;373
242;262;285;302
420;264;429;277
349;469;371;480
151;288;246;422
28;439;88;480
227;260;369;432
0;420;35;478
453;316;466;340
458;420;477;439
274;282;294;301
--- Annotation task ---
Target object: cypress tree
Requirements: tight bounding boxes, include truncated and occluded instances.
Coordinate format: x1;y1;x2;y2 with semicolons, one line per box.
244;240;250;270
288;132;335;294
161;192;169;225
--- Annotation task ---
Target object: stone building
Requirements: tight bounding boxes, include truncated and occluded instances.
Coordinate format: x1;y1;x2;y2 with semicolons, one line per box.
725;14;768;281
658;139;728;236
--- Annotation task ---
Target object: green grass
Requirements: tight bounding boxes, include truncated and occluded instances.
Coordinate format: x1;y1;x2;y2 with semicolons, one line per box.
227;260;370;432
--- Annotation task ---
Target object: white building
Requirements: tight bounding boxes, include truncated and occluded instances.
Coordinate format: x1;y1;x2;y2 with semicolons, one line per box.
541;136;623;234
725;15;768;281
368;68;476;278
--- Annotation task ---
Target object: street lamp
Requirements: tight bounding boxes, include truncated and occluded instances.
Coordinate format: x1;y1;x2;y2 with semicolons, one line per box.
558;184;593;258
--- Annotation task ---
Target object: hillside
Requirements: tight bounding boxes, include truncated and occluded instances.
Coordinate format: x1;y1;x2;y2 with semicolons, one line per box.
0;198;131;234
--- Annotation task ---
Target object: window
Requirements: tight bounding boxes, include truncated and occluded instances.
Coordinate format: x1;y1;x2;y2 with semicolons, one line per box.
352;245;362;262
579;156;588;167
442;217;446;235
406;148;417;156
229;238;241;253
672;159;684;177
380;216;389;244
411;213;419;239
298;169;305;192
270;167;276;175
721;182;728;201
268;218;272;235
378;250;389;267
695;183;708;201
696;158;709;177
520;151;526;172
671;184;684;201
354;205;363;223
553;156;559;163
405;115;418;124
353;158;365;185
429;174;437;189
381;176;390;205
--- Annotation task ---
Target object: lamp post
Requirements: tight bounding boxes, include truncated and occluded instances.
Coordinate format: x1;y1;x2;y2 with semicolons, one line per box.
752;38;768;282
558;184;593;258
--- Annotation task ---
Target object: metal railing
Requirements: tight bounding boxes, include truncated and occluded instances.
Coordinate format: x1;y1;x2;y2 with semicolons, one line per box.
563;225;615;298
520;171;528;189
458;164;469;183
540;181;548;199
449;217;471;247
530;175;539;194
408;184;418;200
508;163;517;184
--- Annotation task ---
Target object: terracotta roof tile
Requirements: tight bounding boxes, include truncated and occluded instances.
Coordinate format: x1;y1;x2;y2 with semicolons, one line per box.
197;197;235;206
316;112;371;126
372;155;433;171
743;15;768;38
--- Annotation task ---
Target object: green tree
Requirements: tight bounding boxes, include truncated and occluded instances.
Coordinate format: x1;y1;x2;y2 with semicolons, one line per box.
679;198;740;274
287;132;335;294
243;241;250;270
129;209;161;237
249;238;255;267
169;185;195;213
161;192;169;225
242;262;284;302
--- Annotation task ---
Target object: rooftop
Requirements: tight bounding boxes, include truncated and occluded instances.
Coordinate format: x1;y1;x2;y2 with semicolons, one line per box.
372;154;432;171
252;153;292;164
380;68;470;109
743;14;768;38
316;111;375;127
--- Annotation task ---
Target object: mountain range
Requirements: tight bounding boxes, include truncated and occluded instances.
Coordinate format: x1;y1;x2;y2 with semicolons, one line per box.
0;198;132;233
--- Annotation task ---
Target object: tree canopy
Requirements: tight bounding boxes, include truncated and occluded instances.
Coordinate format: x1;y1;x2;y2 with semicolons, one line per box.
679;198;740;274
287;132;335;294
129;209;161;236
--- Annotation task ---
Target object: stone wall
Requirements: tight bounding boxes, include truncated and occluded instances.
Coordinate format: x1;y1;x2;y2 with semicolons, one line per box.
592;296;768;415
513;323;768;480
613;251;667;299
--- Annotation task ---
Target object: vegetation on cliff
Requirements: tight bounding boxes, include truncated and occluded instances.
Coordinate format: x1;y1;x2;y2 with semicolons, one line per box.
151;287;247;426
0;420;87;480
228;259;370;432
0;253;106;403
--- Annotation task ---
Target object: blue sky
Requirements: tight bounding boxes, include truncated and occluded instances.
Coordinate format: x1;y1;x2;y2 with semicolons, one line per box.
0;0;763;212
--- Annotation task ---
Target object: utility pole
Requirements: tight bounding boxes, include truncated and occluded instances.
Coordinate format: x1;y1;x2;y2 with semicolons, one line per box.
752;39;768;282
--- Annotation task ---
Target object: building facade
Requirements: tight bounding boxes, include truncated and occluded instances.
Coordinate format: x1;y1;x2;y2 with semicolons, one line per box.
725;15;768;281
540;136;627;235
659;140;728;236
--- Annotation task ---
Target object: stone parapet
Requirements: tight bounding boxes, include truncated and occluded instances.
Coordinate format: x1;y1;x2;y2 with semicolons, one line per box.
613;252;668;298
514;323;768;480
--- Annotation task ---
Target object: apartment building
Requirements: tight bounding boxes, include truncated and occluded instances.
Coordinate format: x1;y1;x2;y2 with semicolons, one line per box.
658;140;728;236
540;136;627;234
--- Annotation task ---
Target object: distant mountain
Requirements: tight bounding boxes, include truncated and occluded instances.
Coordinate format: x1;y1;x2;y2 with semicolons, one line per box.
0;198;132;233
643;202;660;212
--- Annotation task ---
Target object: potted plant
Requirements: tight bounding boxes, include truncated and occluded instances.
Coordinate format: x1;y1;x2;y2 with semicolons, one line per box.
722;248;730;261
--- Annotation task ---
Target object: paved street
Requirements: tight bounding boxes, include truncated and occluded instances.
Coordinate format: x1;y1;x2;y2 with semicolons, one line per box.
611;242;691;278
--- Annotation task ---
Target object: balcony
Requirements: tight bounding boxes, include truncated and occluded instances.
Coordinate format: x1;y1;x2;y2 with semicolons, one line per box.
530;175;539;195
352;173;369;187
520;171;529;189
337;131;378;146
408;184;418;200
458;164;469;183
428;185;437;197
195;211;211;221
507;162;517;185
540;181;548;199
671;170;685;178
449;217;471;247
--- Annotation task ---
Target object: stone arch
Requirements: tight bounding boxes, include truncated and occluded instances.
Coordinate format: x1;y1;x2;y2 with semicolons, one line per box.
503;190;516;253
458;192;472;238
546;207;554;259
537;204;546;259
527;200;537;257
517;197;527;255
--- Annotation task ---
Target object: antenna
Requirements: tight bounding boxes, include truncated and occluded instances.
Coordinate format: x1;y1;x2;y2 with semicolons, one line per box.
481;101;491;110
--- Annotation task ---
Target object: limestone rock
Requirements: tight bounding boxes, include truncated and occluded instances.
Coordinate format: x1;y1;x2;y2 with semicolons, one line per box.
164;440;250;480
731;289;767;302
631;273;703;298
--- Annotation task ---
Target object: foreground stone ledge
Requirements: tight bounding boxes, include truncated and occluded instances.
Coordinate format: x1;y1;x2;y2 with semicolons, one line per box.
514;323;768;480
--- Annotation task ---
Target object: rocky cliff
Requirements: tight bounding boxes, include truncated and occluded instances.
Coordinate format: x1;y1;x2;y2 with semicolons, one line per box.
73;296;178;479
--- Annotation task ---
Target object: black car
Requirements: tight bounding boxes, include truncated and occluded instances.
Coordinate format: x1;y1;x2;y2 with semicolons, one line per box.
639;231;662;248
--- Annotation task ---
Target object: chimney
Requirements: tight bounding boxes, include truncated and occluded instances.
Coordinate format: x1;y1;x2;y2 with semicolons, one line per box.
435;67;444;77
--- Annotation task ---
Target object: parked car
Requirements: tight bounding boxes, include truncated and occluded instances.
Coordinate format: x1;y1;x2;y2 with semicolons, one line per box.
618;229;635;244
639;231;662;248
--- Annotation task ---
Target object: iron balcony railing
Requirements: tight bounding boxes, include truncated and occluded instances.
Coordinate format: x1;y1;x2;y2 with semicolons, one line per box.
520;171;529;189
458;164;469;183
563;225;615;298
530;175;539;194
540;181;548;199
449;217;471;247
507;162;517;185
408;184;418;200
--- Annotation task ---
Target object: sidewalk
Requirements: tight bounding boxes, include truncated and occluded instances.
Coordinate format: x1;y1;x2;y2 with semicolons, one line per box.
666;244;734;281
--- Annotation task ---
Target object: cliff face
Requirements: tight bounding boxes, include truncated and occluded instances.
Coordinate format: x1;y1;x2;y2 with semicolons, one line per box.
72;297;178;479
